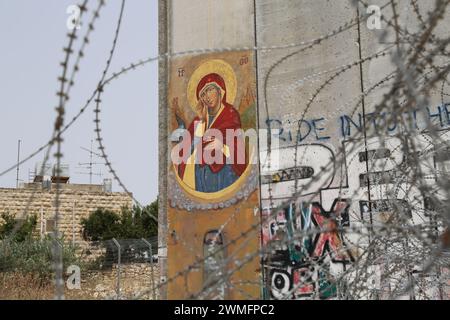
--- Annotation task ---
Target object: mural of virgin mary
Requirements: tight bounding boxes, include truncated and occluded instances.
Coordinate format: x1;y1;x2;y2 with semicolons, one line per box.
177;73;247;193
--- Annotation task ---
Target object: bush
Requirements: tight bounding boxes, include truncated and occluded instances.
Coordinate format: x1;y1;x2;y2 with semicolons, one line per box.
0;213;80;283
0;237;80;281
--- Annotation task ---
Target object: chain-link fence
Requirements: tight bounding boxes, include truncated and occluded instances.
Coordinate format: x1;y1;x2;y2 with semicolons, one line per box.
0;237;159;300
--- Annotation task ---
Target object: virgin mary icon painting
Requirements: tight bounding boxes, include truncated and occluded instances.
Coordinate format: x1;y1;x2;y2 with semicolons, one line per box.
170;57;257;204
167;54;261;300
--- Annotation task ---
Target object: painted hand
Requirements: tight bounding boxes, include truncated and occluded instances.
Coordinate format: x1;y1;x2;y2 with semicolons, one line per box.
195;99;207;122
203;137;223;153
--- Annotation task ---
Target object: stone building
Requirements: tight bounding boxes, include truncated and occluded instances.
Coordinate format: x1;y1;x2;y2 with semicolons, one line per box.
0;182;133;244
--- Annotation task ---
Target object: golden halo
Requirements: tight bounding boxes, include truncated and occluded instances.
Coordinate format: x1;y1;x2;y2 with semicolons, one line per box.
187;59;237;111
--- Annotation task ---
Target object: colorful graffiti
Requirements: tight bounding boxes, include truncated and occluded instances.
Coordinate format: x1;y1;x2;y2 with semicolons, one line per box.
262;128;450;299
262;200;353;299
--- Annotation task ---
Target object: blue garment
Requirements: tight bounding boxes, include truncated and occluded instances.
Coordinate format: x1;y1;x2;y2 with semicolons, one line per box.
195;164;239;193
192;112;239;192
208;114;215;126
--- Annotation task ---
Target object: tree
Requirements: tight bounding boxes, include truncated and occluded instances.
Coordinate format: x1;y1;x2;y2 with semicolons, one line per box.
81;200;158;268
128;199;158;238
81;199;158;241
81;209;121;241
0;212;37;242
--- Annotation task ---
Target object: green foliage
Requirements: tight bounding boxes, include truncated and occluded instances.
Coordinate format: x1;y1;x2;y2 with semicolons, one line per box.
0;237;80;280
0;212;37;242
128;200;158;238
81;199;158;241
81;209;121;241
0;212;79;280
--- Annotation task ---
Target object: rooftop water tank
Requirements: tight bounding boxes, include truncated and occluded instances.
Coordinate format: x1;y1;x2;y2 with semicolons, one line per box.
51;164;70;184
103;178;113;193
34;162;53;182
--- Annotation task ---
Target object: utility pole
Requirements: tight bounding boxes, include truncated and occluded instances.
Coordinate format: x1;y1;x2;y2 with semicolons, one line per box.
16;139;21;188
82;140;94;185
158;0;169;300
88;140;93;184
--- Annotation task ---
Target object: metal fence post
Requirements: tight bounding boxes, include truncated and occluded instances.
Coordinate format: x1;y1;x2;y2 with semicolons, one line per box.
112;238;121;300
142;238;156;300
72;201;76;246
40;206;44;240
53;237;65;300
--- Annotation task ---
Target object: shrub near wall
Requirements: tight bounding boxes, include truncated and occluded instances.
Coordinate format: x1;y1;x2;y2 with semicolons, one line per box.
0;238;79;280
0;212;79;281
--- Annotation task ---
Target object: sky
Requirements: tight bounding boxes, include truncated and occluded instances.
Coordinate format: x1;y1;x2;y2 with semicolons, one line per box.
0;0;159;205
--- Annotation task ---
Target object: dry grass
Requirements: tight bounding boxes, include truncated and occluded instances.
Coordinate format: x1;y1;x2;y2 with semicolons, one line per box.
0;272;100;300
0;268;160;300
0;273;55;300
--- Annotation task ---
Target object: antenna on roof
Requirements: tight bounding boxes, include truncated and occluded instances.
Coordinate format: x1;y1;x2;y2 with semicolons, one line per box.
77;140;105;184
16;139;21;188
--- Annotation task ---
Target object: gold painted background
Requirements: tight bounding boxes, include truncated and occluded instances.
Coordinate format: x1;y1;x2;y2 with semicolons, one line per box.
166;51;261;299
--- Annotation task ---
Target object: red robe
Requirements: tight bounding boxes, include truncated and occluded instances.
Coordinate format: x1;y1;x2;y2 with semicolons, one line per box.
178;103;247;179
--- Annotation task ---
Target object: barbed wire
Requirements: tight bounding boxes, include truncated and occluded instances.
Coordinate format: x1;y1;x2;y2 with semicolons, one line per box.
1;0;450;301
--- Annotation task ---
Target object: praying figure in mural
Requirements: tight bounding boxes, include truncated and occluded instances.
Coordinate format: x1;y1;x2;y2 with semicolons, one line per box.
177;73;247;193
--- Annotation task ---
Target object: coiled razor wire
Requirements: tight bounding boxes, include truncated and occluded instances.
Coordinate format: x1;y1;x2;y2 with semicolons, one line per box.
1;0;450;300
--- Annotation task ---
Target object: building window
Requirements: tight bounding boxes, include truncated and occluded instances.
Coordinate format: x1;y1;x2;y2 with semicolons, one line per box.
45;219;56;235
